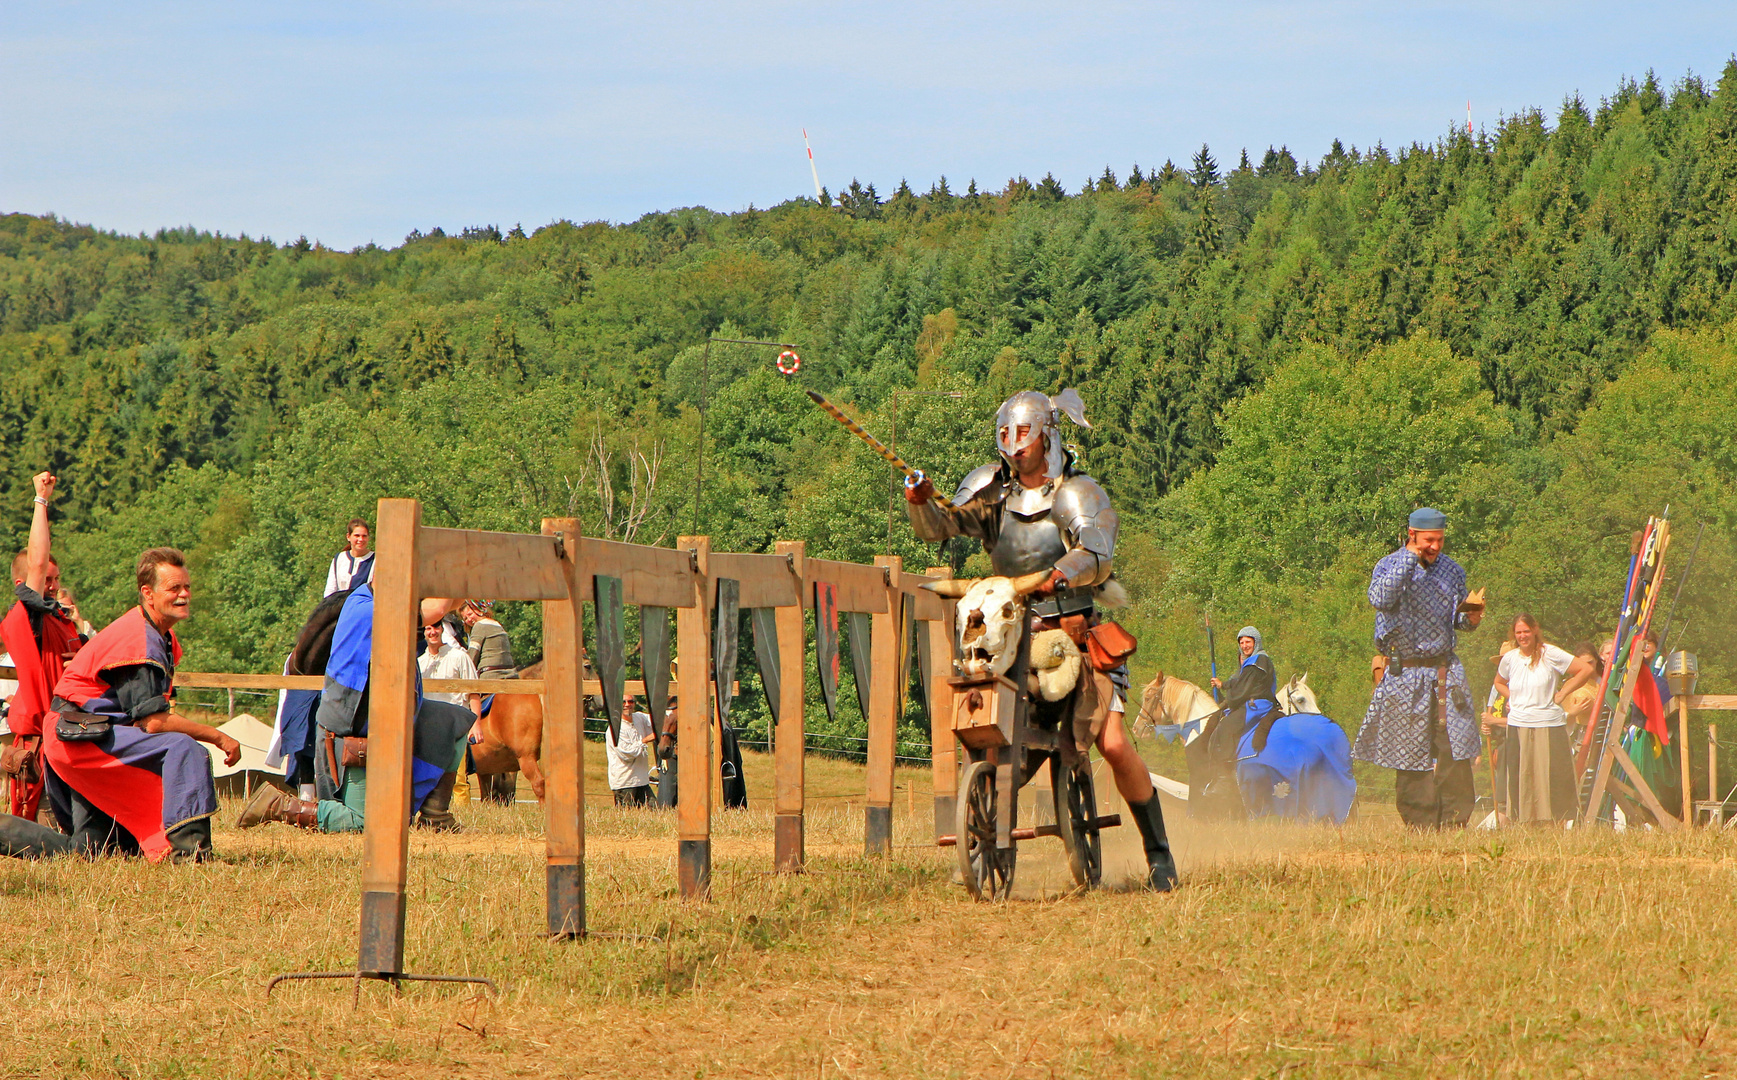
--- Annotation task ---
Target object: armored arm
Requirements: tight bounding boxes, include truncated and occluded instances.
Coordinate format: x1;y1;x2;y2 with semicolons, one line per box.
906;464;999;545
1052;476;1117;587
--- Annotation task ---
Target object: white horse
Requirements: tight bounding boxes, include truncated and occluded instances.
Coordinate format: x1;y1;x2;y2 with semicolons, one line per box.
1138;670;1354;824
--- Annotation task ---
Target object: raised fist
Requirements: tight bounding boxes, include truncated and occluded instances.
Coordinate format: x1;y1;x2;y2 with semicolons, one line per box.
32;472;55;502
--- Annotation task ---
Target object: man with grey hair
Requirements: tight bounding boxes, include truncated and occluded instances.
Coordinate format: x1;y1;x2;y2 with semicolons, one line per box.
905;388;1176;891
1353;507;1485;828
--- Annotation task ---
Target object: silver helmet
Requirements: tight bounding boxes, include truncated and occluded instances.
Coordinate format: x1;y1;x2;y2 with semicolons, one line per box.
995;388;1090;478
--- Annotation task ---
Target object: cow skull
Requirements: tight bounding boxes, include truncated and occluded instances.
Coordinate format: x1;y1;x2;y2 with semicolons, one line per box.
923;570;1050;678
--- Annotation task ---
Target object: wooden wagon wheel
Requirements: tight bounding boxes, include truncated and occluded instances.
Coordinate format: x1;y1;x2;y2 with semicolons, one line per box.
1055;759;1102;890
956;760;1015;901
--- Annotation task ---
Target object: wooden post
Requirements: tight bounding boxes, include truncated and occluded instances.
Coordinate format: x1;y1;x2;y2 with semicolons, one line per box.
542;518;586;936
925;566;955;841
1711;723;1721;827
357;498;422;977
677;536;713;899
1681;695;1693;825
865;555;902;855
774;540;806;872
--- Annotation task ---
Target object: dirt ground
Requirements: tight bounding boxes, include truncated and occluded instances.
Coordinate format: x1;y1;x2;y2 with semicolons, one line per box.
3;746;1736;1078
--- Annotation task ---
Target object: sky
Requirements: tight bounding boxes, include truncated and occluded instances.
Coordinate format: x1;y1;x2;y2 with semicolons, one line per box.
3;2;1734;250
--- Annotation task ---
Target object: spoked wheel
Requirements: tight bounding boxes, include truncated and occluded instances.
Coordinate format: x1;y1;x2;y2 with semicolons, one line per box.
957;760;1016;901
1056;761;1102;889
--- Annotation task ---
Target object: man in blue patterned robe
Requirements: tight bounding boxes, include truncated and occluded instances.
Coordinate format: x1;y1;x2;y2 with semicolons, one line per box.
1352;508;1484;827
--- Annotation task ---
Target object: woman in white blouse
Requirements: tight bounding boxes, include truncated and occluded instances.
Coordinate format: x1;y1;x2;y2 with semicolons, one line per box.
1489;612;1595;824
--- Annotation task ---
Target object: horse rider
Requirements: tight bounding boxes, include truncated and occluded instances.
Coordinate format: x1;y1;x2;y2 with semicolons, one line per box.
1352;507;1484;828
1207;625;1280;772
903;388;1177;891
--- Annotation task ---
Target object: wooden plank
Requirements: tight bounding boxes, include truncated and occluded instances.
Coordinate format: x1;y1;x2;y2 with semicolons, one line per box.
1682;696;1694;826
924;566;957;841
1685;695;1737;710
357;498;422;976
1612;747;1680;831
864;555;901;855
897;572;948;623
805;558;889;614
1583;521;1670;825
170;673;671;698
774;541;807;872
676;536;713;899
418;525;569;601
542;518;586;937
578;537;695;609
175;672;323;691
710;551;801;609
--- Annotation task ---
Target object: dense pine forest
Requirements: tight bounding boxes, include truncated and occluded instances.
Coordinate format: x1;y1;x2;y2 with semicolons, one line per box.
8;65;1737;743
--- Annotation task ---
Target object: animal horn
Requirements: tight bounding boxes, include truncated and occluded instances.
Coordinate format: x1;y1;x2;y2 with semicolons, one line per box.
1010;570;1054;597
921;578;975;598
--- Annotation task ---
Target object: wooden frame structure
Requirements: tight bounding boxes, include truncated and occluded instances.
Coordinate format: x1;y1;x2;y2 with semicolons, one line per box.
245;497;965;992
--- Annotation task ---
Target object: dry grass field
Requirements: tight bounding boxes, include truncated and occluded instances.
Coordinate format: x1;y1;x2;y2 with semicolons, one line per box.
3;744;1736;1079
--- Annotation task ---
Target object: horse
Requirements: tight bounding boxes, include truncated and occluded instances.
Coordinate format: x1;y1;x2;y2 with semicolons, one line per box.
1137;670;1355;824
289;592;549;803
468;661;547;802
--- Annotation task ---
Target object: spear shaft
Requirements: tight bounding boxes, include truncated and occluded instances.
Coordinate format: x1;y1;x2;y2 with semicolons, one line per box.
805;389;959;512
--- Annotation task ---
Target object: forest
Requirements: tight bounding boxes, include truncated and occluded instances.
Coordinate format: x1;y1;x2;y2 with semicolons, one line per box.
7;64;1737;752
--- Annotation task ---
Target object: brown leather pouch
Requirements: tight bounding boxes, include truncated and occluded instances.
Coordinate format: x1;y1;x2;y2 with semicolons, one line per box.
0;742;39;783
1085;621;1137;672
1371;655;1390;688
1059;613;1090;647
341;736;367;768
324;732;368;775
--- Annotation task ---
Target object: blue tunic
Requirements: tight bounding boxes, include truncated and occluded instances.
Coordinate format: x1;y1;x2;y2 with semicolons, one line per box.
313;585;463;811
1352;547;1480;771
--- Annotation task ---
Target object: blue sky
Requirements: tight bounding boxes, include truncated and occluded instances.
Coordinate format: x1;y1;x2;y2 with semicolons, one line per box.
3;2;1733;249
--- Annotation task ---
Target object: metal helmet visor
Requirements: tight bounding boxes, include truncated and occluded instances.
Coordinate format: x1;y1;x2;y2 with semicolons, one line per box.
995;391;1054;461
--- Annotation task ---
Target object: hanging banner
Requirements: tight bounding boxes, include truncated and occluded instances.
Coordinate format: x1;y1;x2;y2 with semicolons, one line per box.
714;578;741;723
751;606;781;727
909;610;930;728
640;606;671;752
815;582;840;725
847;611;872;724
593;575;627;745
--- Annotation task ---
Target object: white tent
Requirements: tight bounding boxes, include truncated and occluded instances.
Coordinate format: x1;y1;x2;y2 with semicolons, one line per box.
204;713;279;780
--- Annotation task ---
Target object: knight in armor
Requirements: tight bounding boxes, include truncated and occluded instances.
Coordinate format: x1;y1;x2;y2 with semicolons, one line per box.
904;389;1177;891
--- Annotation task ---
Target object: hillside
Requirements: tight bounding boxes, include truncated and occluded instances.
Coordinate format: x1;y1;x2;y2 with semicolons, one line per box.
7;64;1737;744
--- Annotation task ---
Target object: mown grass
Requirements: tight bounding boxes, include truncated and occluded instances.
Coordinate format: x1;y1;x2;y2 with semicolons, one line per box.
1;747;1735;1078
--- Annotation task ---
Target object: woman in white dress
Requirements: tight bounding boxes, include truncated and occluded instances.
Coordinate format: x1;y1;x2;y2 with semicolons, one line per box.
1488;612;1595;824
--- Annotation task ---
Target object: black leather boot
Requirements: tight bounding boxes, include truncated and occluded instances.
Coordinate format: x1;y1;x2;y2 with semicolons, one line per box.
165;817;213;863
1127;793;1178;892
0;812;73;859
416;772;462;832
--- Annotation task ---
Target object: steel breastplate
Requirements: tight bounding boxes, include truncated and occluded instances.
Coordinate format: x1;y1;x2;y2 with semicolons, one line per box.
990;505;1068;577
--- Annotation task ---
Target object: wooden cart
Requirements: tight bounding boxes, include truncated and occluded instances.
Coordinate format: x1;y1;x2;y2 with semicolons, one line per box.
937;622;1122;900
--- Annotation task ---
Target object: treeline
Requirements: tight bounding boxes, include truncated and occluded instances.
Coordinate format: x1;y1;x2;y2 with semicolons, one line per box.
8;64;1737;744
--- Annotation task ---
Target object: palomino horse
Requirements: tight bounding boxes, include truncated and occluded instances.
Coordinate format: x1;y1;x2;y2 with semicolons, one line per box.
1138;671;1355;824
468;661;547;801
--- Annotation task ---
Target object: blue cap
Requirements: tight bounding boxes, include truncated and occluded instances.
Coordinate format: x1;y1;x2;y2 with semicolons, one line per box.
1408;507;1447;530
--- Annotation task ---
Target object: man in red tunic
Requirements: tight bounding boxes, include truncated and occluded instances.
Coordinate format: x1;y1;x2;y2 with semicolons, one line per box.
43;548;239;862
0;472;78;858
0;472;83;824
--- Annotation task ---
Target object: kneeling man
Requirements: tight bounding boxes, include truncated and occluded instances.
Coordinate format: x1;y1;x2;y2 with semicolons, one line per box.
43;548;239;861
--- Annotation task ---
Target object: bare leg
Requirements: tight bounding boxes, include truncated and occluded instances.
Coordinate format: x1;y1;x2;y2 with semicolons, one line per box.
1096;709;1154;804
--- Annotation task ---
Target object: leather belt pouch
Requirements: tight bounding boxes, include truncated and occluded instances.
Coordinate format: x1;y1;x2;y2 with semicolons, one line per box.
55;709;112;742
1085;621;1137;672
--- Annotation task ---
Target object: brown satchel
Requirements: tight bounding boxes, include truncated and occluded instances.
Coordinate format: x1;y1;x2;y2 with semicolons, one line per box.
0;742;39;784
324;732;367;778
1085;621;1138;672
